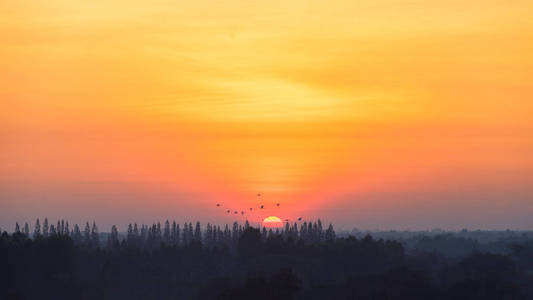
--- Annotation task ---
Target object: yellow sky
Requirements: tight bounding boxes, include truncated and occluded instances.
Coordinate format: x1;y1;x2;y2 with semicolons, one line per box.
1;0;532;229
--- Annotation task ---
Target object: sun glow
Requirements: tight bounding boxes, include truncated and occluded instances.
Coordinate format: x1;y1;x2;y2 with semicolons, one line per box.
262;216;283;228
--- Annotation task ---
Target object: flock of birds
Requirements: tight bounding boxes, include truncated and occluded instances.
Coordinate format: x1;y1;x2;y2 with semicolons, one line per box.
215;193;303;223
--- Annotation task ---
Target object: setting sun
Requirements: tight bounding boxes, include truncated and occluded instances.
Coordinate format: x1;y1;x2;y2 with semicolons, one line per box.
262;216;283;228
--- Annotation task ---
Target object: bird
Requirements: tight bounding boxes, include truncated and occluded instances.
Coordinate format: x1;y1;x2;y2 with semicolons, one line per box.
298;217;302;221
276;203;280;207
260;205;264;209
257;193;261;197
216;203;220;207
249;208;253;211
234;211;238;214
227;210;230;213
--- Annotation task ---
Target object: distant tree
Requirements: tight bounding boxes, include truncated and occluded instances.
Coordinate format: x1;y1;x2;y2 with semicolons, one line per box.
33;218;41;238
140;224;148;245
43;218;49;237
49;224;57;236
107;225;120;249
84;222;91;246
317;219;323;241
325;223;336;241
205;223;213;246
300;222;307;242
127;224;134;244
182;223;189;245
23;222;30;236
91;222;99;248
156;222;162;244
262;227;267;240
163;220;171;244
232;222;239;242
188;222;194;243
64;221;70;237
60;219;65;235
194;221;202;243
73;224;82;245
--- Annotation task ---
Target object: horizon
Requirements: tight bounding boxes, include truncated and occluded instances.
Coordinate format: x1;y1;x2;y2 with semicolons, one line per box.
2;0;533;230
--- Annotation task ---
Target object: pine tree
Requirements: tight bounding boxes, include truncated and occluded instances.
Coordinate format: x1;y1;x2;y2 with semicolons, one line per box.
84;222;91;246
91;222;99;248
127;224;133;244
49;224;57;236
232;222;239;242
43;218;49;238
133;223;140;245
262;227;267;240
163;220;170;244
182;223;189;245
188;222;194;243
140;224;148;245
325;223;335;241
107;225;120;249
33;218;41;239
284;222;290;238
156;222;162;244
300;222;307;242
194;221;202;242
317;219;323;241
23;222;30;236
64;221;70;237
61;220;65;235
224;224;230;243
171;221;178;245
175;223;180;246
205;223;212;246
73;224;82;245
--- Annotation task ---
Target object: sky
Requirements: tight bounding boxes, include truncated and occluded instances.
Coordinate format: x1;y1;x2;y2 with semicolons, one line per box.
1;0;532;231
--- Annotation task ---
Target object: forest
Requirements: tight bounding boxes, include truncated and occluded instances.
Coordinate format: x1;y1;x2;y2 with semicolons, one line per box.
1;219;532;299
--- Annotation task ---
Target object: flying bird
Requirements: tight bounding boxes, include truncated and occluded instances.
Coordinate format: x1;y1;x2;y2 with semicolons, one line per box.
216;203;220;207
276;203;280;207
227;210;230;213
260;205;264;209
298;217;302;221
249;208;253;211
234;211;238;214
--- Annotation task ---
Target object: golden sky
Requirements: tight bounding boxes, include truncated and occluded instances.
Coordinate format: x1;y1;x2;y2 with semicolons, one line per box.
1;0;532;229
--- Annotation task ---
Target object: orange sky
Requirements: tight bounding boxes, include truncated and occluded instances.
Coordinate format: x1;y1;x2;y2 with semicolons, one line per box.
1;0;532;230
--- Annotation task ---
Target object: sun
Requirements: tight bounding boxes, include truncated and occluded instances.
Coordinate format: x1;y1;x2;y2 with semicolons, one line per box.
262;216;283;228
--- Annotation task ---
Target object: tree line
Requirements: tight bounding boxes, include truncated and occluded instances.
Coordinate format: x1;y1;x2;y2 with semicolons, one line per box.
7;218;336;250
2;219;531;299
